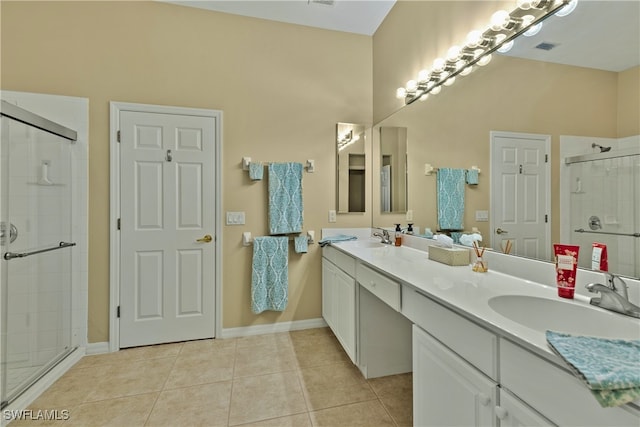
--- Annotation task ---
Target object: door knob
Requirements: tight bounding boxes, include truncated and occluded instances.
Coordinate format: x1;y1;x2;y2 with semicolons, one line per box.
196;234;213;243
495;228;509;235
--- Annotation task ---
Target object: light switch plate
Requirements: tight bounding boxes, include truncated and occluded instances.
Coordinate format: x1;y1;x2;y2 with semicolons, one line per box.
328;210;337;223
226;211;246;225
475;210;489;222
406;210;414;221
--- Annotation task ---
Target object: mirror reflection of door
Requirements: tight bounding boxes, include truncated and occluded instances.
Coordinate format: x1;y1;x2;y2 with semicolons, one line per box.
380;127;408;214
337;123;366;213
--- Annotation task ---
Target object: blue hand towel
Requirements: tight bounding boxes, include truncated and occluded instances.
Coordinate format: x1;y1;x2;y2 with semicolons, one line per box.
249;162;263;181
546;330;640;407
268;162;303;235
466;169;479;185
318;234;358;247
251;236;289;314
437;168;465;230
294;235;308;253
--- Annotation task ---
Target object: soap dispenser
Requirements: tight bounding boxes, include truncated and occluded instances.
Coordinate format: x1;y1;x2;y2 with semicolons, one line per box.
394;224;402;246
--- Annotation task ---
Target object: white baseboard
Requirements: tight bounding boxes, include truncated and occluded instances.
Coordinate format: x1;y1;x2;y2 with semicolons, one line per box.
86;341;110;355
220;317;327;339
1;347;85;426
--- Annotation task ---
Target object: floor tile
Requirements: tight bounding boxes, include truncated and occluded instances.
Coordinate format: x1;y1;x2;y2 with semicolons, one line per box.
235;413;313;427
228;371;307;426
309;400;396;427
234;344;299;378
146;381;232;426
298;362;376;410
164;351;235;389
67;393;158;426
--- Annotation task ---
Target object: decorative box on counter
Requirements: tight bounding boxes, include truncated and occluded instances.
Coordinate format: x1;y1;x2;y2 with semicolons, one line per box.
428;246;470;266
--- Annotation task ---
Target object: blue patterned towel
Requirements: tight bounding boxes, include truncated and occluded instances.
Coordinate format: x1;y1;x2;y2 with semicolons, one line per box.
466;168;479;185
437;168;465;230
294;235;308;253
268;163;303;234
318;234;357;247
546;330;640;407
249;162;263;181
251;236;289;314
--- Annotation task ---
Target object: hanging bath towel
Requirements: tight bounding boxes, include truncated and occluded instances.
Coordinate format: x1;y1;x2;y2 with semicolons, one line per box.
251;236;289;314
268;162;303;234
437;168;465;230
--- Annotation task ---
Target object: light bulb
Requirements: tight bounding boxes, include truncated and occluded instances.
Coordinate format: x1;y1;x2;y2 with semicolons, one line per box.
443;76;456;86
555;0;578;17
431;86;442;95
455;59;467;71
490;10;510;31
396;87;407;99
497;40;514;53
406;80;418;91
524;22;543;36
460;66;474;76
465;30;483;48
518;0;533;10
432;58;446;72
419;93;429;101
418;69;430;82
478;54;492;66
446;45;462;62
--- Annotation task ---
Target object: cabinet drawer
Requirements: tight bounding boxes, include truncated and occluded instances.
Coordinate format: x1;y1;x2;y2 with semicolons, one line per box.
402;285;498;380
500;338;639;427
322;246;356;277
356;263;401;311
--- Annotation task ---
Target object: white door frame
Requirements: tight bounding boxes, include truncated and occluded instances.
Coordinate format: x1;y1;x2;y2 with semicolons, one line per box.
489;130;551;260
109;101;222;352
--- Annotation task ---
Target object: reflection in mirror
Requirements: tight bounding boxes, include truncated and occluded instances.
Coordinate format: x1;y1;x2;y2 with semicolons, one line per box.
379;127;408;213
372;1;639;278
337;123;366;213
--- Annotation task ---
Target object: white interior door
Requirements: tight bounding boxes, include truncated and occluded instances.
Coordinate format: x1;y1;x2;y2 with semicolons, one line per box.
490;131;551;261
119;110;216;348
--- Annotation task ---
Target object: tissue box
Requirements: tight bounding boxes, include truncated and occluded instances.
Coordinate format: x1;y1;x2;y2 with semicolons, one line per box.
428;246;470;266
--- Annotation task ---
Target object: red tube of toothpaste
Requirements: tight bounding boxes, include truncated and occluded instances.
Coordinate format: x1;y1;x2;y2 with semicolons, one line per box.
554;244;580;299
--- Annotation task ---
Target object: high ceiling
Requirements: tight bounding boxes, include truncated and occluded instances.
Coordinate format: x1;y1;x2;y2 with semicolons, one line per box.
160;1;639;72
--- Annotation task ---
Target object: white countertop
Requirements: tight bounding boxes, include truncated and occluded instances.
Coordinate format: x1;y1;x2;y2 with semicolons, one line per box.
329;239;640;367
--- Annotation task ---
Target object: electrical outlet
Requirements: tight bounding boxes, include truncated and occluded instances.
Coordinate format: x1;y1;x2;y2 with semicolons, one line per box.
406;210;413;221
328;210;337;223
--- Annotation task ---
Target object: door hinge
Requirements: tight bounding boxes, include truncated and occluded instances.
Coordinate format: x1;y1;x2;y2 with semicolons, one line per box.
117;130;121;143
117;218;121;230
545;214;548;223
545;154;548;163
117;306;120;318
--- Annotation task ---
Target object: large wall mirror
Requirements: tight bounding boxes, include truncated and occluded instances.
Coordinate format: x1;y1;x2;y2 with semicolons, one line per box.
372;1;639;278
379;126;408;214
337;122;367;213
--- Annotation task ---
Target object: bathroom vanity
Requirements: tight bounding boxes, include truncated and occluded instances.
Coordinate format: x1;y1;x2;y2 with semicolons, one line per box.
321;236;640;426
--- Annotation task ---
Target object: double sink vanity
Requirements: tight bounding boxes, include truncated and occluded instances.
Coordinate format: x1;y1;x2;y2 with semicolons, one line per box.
321;230;640;426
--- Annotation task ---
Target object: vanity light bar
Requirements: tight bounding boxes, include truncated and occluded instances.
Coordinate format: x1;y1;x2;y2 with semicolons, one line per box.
397;0;577;105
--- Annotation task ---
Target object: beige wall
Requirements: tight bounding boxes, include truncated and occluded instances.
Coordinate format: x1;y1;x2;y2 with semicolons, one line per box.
1;1;373;342
618;66;640;137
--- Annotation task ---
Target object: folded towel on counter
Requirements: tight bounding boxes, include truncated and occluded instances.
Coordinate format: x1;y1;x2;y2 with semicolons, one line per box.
249;162;263;181
251;236;289;314
268;162;303;234
318;234;357;247
546;330;640;407
466;168;479;185
294;235;308;253
437;168;465;230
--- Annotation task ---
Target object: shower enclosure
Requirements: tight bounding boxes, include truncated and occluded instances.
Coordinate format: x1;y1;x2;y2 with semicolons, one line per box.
565;146;640;278
0;101;77;408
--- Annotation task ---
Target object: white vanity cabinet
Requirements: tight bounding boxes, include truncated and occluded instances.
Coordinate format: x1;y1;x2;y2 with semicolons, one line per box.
322;247;356;363
413;324;498;426
496;389;554;427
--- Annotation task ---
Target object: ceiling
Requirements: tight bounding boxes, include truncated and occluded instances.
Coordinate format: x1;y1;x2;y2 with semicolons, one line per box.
160;1;639;72
160;0;396;36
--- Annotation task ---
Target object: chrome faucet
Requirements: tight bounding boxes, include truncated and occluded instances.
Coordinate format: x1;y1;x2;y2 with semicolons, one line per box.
372;228;392;245
586;272;640;318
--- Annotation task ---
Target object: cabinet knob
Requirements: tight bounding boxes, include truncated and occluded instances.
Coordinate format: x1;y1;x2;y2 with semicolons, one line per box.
478;393;491;406
495;406;508;420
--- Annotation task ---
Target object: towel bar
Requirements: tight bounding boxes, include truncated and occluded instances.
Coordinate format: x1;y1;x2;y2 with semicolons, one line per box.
242;157;315;173
243;231;314;246
425;164;481;176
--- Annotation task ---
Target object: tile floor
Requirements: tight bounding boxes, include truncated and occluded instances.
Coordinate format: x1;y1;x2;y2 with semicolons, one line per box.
11;328;412;426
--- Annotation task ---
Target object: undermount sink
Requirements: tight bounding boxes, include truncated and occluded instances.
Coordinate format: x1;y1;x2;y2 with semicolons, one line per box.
488;295;640;340
352;240;386;249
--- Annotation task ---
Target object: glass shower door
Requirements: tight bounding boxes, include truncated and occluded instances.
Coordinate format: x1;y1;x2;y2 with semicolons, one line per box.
1;112;74;407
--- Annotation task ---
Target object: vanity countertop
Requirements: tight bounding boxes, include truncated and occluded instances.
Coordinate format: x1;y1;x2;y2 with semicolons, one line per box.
329;239;640;369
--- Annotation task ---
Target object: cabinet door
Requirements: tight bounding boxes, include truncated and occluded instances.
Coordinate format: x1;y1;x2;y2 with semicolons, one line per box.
321;258;335;330
413;325;497;427
496;390;553;427
334;266;356;363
